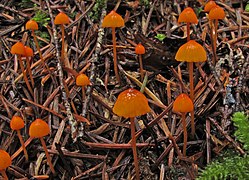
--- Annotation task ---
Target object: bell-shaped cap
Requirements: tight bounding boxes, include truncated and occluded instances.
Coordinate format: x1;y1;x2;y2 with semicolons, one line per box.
29;119;50;138
26;20;38;30
113;88;150;118
135;43;145;55
175;40;206;62
11;42;26;56
102;10;124;28
209;5;225;20
173;93;194;113
0;150;11;170
10;116;25;130
54;12;70;25
76;74;90;87
24;46;34;57
204;1;217;12
178;7;198;24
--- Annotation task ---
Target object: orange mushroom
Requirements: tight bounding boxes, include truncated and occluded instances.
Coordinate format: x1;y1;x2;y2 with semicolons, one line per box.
29;119;55;174
173;93;194;156
135;43;146;80
178;7;198;41
54;12;70;65
208;5;225;61
175;40;206;137
113;88;150;180
204;1;217;12
76;73;90;100
10;116;28;161
0;150;11;180
102;10;125;84
11;42;33;96
24;46;34;87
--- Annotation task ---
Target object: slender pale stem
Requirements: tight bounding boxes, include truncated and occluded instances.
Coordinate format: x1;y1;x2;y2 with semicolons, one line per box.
189;62;195;137
182;113;187;156
16;130;28;161
61;25;65;65
82;86;86;100
139;54;144;81
0;170;8;180
25;56;34;87
111;27;121;84
18;55;34;97
214;19;218;55
130;117;140;180
40;137;55;174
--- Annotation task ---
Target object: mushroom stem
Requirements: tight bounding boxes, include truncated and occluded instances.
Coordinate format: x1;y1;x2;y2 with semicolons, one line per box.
0;170;8;180
61;25;65;65
189;62;195;137
182;113;187;156
17;55;34;97
16;130;28;161
186;22;190;41
111;27;121;84
82;87;86;100
39;137;55;174
130;117;140;180
139;54;144;81
213;19;218;55
25;56;34;87
32;30;56;85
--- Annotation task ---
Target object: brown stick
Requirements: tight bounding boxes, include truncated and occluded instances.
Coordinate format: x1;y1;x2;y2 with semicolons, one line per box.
25;56;34;87
130;117;140;180
39;137;55;174
16;130;28;161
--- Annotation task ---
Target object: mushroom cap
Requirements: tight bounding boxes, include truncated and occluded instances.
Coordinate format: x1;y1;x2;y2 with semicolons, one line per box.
29;119;50;138
175;40;207;62
25;20;38;30
24;46;34;57
178;7;198;24
10;116;25;130
113;88;150;118
54;12;70;25
173;93;194;113
135;43;145;55
11;42;26;56
76;74;90;87
102;10;125;28
209;5;225;20
204;1;217;12
0;150;11;171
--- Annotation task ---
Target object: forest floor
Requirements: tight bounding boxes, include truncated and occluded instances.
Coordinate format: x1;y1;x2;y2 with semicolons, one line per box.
0;0;249;179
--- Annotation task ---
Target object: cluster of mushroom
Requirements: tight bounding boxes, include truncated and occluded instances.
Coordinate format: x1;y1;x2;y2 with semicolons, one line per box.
0;116;54;179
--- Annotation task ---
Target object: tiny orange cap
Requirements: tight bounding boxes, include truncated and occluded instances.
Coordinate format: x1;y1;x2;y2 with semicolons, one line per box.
175;40;206;62
204;1;217;12
173;93;194;113
178;7;198;24
113;88;150;118
29;119;50;138
0;150;11;170
135;43;145;55
54;12;70;25
10;116;25;130
76;74;90;87
24;46;34;57
102;11;125;28
11;42;26;56
209;5;225;20
26;20;38;30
